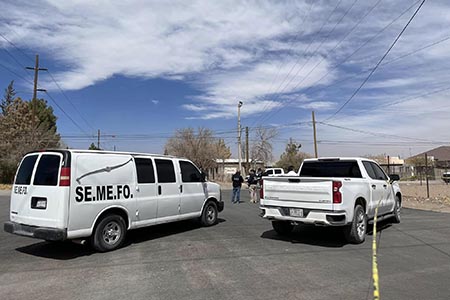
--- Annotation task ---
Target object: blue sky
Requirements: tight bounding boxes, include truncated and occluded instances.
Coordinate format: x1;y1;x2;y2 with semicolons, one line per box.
1;0;450;160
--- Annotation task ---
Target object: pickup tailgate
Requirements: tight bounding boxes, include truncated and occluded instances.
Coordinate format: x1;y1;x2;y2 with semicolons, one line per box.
262;177;334;210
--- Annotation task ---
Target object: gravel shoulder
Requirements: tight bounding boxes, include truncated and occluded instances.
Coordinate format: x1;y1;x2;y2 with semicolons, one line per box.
400;181;450;213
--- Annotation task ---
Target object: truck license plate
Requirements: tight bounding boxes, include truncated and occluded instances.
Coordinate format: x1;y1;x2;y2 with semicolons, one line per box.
289;208;303;217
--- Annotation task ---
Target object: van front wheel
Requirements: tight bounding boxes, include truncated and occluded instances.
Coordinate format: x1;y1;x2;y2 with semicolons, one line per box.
91;214;126;252
201;202;218;226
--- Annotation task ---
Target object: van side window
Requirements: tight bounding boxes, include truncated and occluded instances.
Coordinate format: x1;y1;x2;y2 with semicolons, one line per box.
275;169;282;174
15;155;38;185
155;159;176;183
135;158;155;183
180;161;202;183
34;155;61;186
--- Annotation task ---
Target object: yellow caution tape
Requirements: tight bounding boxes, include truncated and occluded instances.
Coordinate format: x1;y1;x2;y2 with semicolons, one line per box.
372;198;383;300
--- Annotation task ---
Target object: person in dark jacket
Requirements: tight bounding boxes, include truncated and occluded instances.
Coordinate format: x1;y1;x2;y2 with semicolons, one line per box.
231;170;244;204
247;169;258;203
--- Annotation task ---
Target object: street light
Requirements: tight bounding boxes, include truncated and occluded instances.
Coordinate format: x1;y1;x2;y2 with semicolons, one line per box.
237;101;243;172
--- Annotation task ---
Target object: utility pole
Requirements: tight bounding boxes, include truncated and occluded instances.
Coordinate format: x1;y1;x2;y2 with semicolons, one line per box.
97;129;101;150
425;153;430;198
237;101;243;172
312;111;318;158
26;54;47;145
245;126;249;172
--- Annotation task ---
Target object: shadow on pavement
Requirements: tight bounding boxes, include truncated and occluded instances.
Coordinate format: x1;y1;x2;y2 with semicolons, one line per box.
260;225;347;248
16;218;226;260
16;241;95;259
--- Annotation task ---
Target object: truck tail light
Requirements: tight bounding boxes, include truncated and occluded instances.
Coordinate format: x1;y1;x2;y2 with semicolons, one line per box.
259;179;264;199
333;181;342;204
60;167;71;186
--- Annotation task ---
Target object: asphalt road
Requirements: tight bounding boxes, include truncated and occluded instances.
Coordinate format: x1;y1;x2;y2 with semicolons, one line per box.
1;191;450;300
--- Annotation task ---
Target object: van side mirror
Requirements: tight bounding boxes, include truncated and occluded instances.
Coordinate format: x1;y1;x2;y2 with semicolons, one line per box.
200;172;206;182
389;174;400;182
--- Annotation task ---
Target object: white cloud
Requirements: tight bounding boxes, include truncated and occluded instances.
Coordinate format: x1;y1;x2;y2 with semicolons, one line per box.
2;0;450;157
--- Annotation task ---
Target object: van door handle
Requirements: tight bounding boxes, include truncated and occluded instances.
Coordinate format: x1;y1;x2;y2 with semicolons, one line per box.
179;185;183;193
383;184;387;188
158;186;162;195
371;185;376;189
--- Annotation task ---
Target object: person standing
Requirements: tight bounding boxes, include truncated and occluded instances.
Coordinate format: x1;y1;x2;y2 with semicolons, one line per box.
231;170;244;204
247;169;257;203
286;165;297;175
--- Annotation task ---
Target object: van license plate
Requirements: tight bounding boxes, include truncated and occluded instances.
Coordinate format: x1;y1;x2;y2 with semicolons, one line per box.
289;208;303;217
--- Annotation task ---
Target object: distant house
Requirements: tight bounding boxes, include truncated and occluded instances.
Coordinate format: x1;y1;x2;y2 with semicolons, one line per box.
372;156;405;175
210;159;264;181
406;146;450;179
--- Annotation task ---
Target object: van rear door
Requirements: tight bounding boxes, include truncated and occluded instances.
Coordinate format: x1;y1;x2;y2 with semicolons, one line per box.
10;152;69;229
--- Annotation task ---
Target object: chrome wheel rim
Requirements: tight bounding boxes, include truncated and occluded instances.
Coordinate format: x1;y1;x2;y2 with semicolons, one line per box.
206;206;216;223
356;211;366;239
396;199;401;221
102;221;122;245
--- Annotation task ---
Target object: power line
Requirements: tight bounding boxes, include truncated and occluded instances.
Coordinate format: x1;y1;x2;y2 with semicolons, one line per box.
264;1;316;96
324;0;427;121
0;32;35;63
0;61;33;84
45;70;96;131
251;0;344;126
44;91;91;136
317;121;435;143
257;0;383;125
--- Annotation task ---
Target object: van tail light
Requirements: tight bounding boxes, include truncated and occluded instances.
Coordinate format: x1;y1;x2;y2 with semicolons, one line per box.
333;181;342;204
60;167;71;186
259;179;264;199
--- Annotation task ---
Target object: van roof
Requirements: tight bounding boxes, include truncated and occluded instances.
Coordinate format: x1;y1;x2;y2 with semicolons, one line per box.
26;149;182;160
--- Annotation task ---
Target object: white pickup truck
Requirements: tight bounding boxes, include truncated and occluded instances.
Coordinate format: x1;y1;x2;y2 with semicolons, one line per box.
259;157;402;243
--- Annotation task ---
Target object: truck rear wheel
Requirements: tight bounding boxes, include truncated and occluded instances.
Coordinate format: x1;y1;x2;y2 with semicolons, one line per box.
272;221;294;235
344;204;367;244
91;214;127;252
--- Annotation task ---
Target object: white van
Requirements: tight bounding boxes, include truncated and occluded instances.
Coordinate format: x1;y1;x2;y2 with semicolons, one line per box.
4;150;223;252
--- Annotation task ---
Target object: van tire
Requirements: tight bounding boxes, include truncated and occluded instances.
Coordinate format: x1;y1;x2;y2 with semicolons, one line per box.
272;221;294;235
344;204;367;244
201;201;218;226
91;214;126;252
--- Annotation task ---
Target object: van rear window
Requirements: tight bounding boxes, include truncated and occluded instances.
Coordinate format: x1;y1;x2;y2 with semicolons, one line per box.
15;155;38;185
33;155;61;186
300;161;362;178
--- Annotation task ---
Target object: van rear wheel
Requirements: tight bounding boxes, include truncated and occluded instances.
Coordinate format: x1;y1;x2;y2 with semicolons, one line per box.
91;214;126;252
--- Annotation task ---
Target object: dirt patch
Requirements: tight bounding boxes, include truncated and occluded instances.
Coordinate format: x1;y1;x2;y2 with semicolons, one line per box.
399;181;450;213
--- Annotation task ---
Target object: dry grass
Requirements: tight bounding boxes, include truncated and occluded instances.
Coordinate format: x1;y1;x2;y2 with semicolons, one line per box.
0;184;12;190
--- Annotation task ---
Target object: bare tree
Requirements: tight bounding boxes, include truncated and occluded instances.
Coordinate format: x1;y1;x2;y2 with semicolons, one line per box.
164;127;230;171
276;138;311;171
250;126;278;166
